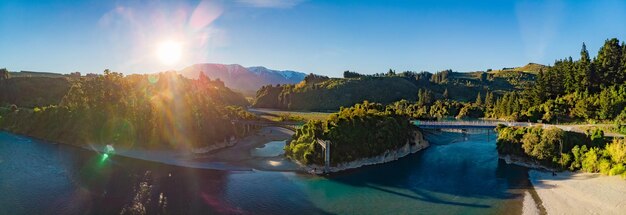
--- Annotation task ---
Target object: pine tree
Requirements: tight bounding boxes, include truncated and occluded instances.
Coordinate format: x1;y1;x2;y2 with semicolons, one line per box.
424;89;433;105
485;91;494;108
495;97;503;118
577;43;593;92
475;92;482;106
621;42;626;81
417;89;424;106
417;89;432;106
534;69;547;105
595;38;622;87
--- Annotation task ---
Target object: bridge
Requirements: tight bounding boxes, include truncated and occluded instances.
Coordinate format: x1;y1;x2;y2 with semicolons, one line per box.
231;120;305;136
411;120;532;129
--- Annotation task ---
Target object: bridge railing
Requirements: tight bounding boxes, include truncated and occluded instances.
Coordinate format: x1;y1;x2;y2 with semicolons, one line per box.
231;120;304;126
411;120;531;127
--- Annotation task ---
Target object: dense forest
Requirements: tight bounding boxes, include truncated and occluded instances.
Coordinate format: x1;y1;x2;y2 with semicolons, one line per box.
253;65;536;111
285;101;419;165
497;125;626;177
0;70;253;149
0;68;72;107
493;38;626;177
488;38;626;127
256;38;626;132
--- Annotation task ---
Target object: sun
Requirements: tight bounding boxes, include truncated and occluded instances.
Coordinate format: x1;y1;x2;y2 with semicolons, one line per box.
156;40;183;65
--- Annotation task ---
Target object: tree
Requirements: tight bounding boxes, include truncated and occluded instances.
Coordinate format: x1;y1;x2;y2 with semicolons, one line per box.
0;68;9;81
303;73;329;84
443;88;449;99
534;70;547;105
430;69;450;83
577;43;594;92
622;42;626;81
198;71;210;83
475;92;482;106
595;38;623;87
485;91;494;108
522;128;541;157
417;89;433;106
343;71;362;78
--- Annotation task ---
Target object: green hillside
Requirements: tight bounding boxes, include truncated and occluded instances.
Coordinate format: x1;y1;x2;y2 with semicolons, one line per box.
0;70;252;149
253;69;535;111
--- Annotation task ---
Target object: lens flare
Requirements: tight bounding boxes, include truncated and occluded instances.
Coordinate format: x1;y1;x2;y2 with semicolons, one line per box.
100;153;109;164
156;40;183;65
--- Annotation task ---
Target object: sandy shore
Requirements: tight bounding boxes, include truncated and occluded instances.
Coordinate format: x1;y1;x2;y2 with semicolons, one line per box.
525;170;626;215
193;127;302;171
83;127;299;172
522;191;540;215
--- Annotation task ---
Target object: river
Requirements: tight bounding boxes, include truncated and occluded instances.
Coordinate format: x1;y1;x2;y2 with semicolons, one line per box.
0;130;532;215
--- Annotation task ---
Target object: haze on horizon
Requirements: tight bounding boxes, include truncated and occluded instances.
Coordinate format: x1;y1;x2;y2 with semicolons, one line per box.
1;0;625;77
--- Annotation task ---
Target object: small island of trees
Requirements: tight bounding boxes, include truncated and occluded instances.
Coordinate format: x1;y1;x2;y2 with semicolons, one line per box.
285;101;420;166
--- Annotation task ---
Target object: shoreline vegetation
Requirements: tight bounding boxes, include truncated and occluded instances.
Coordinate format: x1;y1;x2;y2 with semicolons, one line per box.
284;101;430;173
496;125;626;178
251;38;626;137
302;132;429;174
0;71;256;151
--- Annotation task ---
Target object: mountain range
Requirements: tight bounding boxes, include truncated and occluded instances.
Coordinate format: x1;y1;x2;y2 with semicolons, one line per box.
178;64;307;95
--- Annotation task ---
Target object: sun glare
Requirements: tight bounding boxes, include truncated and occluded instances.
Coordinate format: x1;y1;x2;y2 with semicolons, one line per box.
156;40;183;65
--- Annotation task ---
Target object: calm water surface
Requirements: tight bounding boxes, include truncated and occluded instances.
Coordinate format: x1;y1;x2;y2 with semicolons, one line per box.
250;140;286;157
0;131;531;215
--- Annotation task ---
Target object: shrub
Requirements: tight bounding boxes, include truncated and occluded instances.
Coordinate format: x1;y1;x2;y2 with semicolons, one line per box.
558;153;572;169
609;164;626;176
605;138;626;164
582;148;600;172
598;158;612;175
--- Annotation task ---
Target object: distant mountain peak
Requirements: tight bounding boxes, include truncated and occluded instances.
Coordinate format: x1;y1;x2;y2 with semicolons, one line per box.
178;63;306;95
246;66;305;79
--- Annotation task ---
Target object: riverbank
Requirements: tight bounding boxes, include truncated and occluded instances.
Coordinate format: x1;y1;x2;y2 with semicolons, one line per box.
193;127;302;171
500;154;558;172
501;154;626;215
82;126;299;171
524;170;626;215
302;130;430;174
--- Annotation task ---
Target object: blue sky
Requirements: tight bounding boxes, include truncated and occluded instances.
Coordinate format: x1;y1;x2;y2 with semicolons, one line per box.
1;0;625;77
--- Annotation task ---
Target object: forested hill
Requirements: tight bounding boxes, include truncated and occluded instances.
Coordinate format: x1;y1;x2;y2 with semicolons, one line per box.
253;66;537;111
0;69;74;107
0;70;253;149
489;38;626;125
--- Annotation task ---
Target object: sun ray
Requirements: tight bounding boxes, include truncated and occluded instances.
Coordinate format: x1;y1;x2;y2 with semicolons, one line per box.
156;40;183;65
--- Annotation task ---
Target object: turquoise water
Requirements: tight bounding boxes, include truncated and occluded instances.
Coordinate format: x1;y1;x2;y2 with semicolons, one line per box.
250;140;286;157
0;131;530;214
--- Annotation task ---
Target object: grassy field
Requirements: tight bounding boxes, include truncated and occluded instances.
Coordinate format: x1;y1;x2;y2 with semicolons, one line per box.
247;108;332;122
